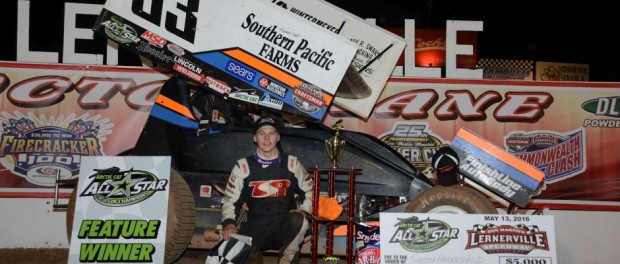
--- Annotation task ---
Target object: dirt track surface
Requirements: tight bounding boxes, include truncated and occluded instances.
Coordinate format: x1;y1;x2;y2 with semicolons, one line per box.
0;248;315;264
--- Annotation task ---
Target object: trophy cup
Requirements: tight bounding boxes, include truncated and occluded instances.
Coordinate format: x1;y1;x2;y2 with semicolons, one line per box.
325;120;346;169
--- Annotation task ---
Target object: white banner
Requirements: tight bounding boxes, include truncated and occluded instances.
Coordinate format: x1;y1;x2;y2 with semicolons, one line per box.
68;156;171;263
380;212;557;264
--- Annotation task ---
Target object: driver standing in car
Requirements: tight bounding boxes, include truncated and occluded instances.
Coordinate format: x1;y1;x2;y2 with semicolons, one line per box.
221;116;314;264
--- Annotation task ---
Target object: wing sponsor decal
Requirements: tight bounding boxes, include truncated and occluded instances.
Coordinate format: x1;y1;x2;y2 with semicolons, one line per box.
292;83;325;113
205;76;232;94
100;16;140;45
258;94;284;110
230;88;260;104
257;77;287;98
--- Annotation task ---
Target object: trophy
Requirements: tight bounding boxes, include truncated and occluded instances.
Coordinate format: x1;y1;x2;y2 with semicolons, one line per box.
325;120;346;169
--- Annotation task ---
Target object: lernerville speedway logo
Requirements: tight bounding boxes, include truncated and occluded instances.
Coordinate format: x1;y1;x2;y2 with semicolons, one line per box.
388;216;459;253
80;167;168;207
466;224;549;254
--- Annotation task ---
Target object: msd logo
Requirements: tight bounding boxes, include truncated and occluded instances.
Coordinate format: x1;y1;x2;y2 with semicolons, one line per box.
141;31;167;48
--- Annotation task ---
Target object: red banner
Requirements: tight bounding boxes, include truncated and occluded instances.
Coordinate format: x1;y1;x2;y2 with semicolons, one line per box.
0;62;169;197
324;77;620;210
388;28;478;68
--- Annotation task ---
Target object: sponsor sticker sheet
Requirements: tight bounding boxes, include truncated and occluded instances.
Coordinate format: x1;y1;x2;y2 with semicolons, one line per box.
94;0;358;122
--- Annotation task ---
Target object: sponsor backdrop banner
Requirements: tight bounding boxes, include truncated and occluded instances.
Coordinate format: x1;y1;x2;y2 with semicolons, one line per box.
68;156;170;263
324;77;620;209
380;213;557;264
0;61;169;197
536;61;589;82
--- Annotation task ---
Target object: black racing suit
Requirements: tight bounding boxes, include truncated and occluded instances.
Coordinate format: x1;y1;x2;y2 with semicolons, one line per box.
221;154;314;264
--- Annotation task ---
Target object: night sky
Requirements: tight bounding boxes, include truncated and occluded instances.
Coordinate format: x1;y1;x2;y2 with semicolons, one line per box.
1;0;618;82
327;0;619;82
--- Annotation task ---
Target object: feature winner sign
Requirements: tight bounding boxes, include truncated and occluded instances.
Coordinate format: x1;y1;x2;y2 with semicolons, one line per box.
68;156;171;263
380;213;557;264
452;128;545;207
93;0;358;122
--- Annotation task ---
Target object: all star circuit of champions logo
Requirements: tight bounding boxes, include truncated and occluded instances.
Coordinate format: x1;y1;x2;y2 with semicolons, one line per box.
389;216;459;253
80;167;168;207
0;113;107;186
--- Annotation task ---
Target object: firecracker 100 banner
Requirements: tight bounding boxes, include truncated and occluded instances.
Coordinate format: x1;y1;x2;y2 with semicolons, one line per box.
0;61;169;197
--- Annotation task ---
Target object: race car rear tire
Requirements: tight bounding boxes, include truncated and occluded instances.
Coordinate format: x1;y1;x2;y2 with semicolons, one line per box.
405;185;497;214
165;169;196;263
66;168;196;264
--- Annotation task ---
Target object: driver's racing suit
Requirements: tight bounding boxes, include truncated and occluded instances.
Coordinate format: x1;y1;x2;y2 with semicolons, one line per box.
221;154;314;264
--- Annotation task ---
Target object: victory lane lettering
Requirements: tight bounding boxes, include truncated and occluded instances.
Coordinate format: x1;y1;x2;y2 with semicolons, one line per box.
241;13;335;73
77;220;160;262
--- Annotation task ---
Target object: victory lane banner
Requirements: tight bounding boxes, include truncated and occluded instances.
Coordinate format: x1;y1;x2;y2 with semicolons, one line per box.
68;156;171;263
380;212;557;264
93;0;358;122
451;128;545;207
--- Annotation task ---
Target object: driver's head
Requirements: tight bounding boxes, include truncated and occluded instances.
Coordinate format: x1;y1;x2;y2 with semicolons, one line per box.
253;117;280;156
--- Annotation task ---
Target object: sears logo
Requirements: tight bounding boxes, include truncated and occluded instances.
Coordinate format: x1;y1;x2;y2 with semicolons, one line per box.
226;60;256;82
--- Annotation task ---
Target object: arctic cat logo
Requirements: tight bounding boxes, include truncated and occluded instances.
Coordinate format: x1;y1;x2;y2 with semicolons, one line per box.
230;90;260;104
80;167;167;207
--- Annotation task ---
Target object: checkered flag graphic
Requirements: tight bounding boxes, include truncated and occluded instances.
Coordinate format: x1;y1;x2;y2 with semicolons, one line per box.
206;234;252;264
477;58;534;80
473;223;497;232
